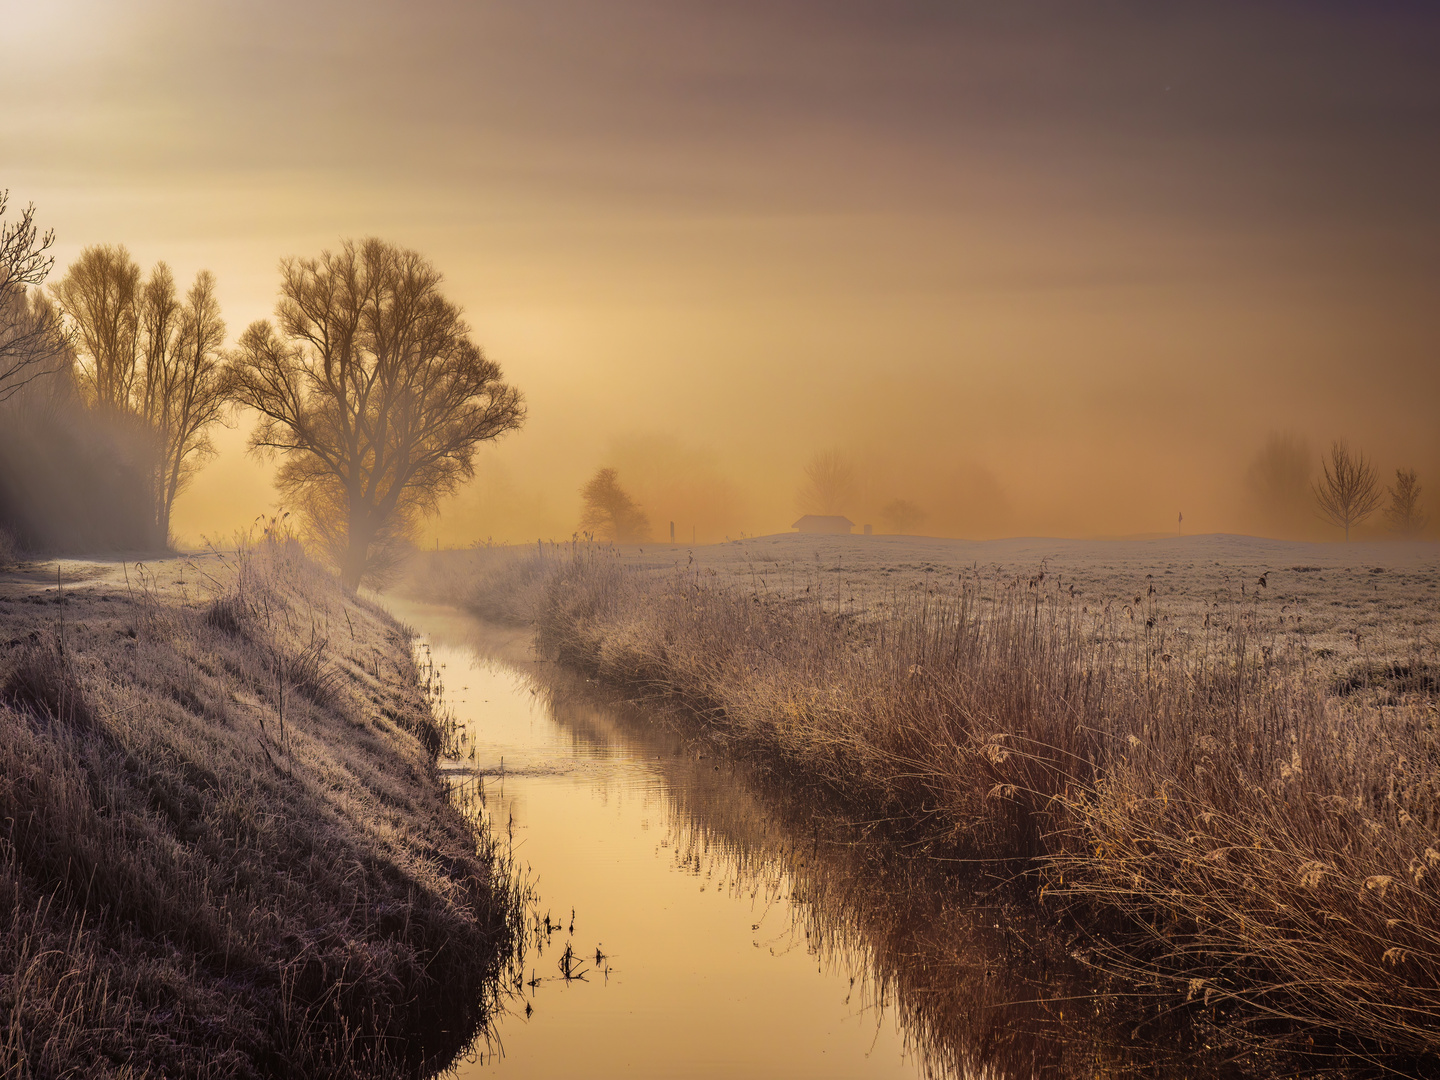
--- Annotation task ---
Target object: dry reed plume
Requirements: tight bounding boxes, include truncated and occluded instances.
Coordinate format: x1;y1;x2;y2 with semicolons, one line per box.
463;542;1440;1075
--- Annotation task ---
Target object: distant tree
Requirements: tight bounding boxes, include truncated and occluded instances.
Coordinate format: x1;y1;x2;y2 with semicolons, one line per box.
796;450;856;516
229;239;525;589
880;498;925;534
1313;440;1383;541
0;191;66;401
51;248;231;539
1383;468;1427;538
579;467;650;543
1245;431;1313;537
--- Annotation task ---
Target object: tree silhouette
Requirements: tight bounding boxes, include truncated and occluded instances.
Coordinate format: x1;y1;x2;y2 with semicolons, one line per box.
1313;440;1382;541
1245;431;1313;538
880;498;925;534
796;449;856;516
229;239;524;588
51;248;230;540
579;467;650;543
0;191;66;402
1384;468;1427;538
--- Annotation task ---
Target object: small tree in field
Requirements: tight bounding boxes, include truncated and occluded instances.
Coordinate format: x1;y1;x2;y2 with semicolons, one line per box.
1245;431;1313;537
1313;440;1382;541
229;239;525;589
579;468;650;543
880;498;925;534
1384;468;1427;538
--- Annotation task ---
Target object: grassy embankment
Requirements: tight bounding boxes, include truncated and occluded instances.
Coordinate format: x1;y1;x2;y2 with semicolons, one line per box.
0;535;521;1079
440;542;1440;1076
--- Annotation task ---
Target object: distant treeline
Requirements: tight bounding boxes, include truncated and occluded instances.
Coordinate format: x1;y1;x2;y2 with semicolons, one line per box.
1;194;223;555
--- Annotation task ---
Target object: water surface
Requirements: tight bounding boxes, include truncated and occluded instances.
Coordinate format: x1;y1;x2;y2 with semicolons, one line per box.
392;600;926;1079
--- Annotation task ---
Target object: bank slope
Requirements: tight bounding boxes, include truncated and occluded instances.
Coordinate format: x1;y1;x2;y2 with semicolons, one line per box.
0;537;518;1079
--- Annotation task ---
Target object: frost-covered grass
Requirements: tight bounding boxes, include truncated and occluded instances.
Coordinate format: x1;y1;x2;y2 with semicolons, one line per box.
0;535;521;1078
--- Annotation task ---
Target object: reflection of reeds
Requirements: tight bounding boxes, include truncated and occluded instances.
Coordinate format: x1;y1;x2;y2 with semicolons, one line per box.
535;666;1200;1080
480;543;1440;1074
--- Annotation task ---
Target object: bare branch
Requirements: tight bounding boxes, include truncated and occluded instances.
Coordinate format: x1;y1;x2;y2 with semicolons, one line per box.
0;192;66;401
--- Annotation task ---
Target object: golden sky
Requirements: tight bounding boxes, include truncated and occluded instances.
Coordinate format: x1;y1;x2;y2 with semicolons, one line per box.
5;1;1438;544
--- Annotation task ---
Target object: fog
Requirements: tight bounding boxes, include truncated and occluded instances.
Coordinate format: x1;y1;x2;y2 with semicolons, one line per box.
5;1;1437;547
0;368;165;553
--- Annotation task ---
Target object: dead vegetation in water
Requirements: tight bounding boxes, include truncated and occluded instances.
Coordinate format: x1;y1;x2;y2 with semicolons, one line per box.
0;534;523;1078
470;542;1440;1076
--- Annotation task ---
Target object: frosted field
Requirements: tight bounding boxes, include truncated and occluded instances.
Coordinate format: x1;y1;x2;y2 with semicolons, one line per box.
617;532;1440;683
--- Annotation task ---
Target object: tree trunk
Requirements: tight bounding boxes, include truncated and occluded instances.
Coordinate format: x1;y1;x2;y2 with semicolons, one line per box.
340;507;372;591
340;539;368;592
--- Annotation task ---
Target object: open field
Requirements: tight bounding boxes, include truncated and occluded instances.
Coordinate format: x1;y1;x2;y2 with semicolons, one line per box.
421;532;1440;1076
0;539;520;1078
628;532;1440;672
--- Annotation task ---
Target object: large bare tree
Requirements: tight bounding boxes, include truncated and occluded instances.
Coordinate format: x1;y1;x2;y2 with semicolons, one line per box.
1313;440;1382;541
0;191;67;402
51;247;230;539
229;239;525;589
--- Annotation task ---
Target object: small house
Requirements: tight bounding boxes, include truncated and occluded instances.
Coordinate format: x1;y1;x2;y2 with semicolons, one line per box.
792;515;853;535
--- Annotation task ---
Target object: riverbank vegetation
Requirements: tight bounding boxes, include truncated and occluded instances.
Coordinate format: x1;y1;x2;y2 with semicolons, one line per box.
0;533;521;1077
452;540;1440;1076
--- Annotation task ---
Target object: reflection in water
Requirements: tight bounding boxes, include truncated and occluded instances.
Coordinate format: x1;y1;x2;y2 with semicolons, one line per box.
395;602;1217;1079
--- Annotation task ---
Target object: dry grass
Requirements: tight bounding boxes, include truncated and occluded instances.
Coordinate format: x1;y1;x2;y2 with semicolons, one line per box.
0;533;522;1078
401;544;559;628
466;541;1440;1076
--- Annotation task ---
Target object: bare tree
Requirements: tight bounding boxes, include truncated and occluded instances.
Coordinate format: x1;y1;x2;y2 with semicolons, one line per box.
229;238;525;589
51;245;142;410
1383;468;1427;538
0;191;66;401
1245;431;1313;537
1313;440;1383;541
880;498;925;534
51;249;231;539
796;449;856;516
579;467;650;543
152;271;230;533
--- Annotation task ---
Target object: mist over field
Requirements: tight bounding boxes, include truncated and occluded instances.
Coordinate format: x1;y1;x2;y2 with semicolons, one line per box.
7;5;1440;1077
3;1;1436;549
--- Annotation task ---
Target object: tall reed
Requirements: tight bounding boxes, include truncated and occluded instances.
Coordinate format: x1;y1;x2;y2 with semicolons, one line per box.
481;543;1440;1072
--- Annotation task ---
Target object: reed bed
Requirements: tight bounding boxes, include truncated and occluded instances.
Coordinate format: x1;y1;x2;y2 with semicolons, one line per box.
0;534;523;1078
471;542;1440;1075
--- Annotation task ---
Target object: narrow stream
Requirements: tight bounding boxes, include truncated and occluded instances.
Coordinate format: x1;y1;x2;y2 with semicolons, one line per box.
390;600;1194;1080
392;599;923;1078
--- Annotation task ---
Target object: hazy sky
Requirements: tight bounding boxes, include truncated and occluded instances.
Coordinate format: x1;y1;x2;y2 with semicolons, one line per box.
5;1;1438;544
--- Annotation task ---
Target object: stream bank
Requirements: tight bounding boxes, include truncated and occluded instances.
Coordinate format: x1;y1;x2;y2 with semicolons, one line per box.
0;540;521;1078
